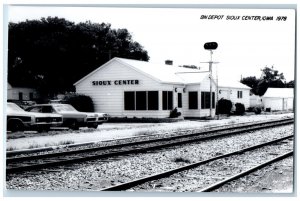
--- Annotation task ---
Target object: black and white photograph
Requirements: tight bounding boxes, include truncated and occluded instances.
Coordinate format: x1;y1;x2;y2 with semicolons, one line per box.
2;2;297;197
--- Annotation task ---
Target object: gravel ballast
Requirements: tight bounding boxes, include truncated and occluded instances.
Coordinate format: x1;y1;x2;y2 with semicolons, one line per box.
213;157;293;193
6;124;293;192
130;140;293;192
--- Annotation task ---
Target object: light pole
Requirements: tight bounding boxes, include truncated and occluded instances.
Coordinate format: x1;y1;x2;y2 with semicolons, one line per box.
204;42;218;118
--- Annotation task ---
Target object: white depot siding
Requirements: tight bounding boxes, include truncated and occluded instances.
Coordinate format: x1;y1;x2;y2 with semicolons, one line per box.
218;87;250;109
76;62;183;118
75;58;220;118
183;76;217;118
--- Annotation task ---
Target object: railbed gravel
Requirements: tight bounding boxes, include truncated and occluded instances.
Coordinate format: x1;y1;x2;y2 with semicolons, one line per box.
6;124;293;191
212;157;293;193
130;139;293;192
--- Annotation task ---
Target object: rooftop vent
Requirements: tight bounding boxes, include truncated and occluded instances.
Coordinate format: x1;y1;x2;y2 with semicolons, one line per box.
165;60;173;65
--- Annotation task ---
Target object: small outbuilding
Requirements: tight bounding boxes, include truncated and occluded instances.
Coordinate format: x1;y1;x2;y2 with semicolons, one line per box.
7;82;40;102
217;80;251;109
74;57;217;118
262;88;294;111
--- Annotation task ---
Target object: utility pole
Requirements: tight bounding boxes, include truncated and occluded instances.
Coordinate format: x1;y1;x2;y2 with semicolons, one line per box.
209;50;213;117
203;42;218;118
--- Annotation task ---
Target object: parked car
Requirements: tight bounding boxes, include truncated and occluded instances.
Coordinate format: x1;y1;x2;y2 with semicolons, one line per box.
7;102;63;132
26;104;109;130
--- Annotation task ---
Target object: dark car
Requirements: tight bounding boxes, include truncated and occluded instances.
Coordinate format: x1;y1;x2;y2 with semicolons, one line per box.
7;102;63;132
26;104;109;130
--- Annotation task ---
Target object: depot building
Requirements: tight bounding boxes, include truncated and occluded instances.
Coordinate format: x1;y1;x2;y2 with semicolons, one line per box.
74;57;217;118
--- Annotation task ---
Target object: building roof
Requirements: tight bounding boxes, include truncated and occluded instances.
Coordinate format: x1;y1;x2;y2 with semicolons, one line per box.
263;88;294;98
217;79;251;89
74;57;212;85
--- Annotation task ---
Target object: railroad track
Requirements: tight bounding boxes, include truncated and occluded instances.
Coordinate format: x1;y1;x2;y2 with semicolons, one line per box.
100;135;293;191
6;118;293;175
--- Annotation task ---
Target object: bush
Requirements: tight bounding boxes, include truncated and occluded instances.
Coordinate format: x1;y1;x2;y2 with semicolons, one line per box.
235;103;245;115
216;98;232;115
254;107;262;114
62;93;94;112
169;107;181;118
247;107;254;112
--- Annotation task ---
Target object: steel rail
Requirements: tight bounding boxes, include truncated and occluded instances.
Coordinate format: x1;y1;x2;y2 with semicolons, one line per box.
7;118;293;161
7;117;292;157
197;151;293;192
6;119;293;174
100;135;293;191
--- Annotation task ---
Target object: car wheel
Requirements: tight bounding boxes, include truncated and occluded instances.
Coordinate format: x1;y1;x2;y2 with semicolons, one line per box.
88;123;98;129
37;126;50;133
69;120;79;130
8;120;24;132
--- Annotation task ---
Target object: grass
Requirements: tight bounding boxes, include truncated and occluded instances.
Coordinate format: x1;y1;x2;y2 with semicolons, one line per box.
58;140;74;145
133;130;156;136
6;146;17;151
28;144;40;149
228;120;236;124
6;140;75;151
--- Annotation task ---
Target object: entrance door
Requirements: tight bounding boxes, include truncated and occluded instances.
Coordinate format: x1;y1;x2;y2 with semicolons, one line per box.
18;92;23;101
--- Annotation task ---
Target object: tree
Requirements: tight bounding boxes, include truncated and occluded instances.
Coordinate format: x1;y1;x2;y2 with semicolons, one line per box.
240;76;260;89
286;80;294;88
261;65;286;88
261;66;284;81
253;79;269;96
8;17;150;98
241;65;292;96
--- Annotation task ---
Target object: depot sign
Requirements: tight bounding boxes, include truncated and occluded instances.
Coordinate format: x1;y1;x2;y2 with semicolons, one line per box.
92;79;139;86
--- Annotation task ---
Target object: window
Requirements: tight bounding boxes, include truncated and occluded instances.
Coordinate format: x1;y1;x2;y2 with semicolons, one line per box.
27;107;41;113
124;92;135;110
29;92;34;100
238;91;243;98
168;91;173;110
189;92;198;109
163;91;167;110
178;93;182;108
201;92;215;109
162;91;173;110
136;91;147;110
124;91;159;110
41;106;54;113
148;91;159;110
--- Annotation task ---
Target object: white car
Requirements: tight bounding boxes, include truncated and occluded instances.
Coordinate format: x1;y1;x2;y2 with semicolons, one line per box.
7;102;63;132
26;104;109;129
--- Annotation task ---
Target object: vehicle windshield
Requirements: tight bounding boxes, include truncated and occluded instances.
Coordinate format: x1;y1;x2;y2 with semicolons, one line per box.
53;104;77;112
7;103;25;113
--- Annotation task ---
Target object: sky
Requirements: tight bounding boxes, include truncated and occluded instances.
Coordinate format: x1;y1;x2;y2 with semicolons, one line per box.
6;5;296;82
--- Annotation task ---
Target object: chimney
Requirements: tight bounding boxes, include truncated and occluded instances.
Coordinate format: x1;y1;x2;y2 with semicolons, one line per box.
165;60;173;65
